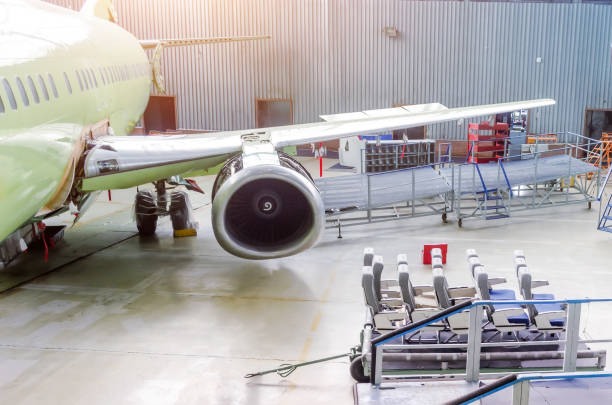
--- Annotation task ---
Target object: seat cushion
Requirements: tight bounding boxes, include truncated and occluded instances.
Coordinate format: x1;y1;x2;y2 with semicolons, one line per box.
550;318;565;327
490;289;517;300
507;313;530;326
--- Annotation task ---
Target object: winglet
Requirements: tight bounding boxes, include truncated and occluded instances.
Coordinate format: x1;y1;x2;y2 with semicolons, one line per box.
81;0;118;23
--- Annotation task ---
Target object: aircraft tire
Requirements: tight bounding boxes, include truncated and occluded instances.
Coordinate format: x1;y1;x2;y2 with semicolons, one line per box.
169;191;191;231
135;191;158;235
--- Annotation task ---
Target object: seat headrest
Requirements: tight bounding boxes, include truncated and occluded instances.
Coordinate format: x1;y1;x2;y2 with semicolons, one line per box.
430;248;442;259
432;268;451;308
474;267;495;315
431;256;443;269
514;250;525;260
467;256;482;278
397;253;408;266
517;268;537;318
517;267;533;300
398;264;416;311
466;249;478;260
514;257;527;278
363;247;375;266
361;266;380;313
372;255;384;301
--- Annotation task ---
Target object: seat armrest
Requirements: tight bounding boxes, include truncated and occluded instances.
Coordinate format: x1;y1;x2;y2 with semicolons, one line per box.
488;277;507;287
532;280;550;289
381;298;404;307
381;290;402;299
381;279;399;289
448;287;476;298
451;297;473;305
413;285;434;296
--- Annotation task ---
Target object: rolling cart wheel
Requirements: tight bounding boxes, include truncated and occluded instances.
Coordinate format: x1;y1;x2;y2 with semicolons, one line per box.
349;356;369;383
442;213;448;223
458;218;463;228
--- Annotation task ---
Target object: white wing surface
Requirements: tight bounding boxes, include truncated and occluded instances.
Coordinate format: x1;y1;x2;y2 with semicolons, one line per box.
82;99;555;191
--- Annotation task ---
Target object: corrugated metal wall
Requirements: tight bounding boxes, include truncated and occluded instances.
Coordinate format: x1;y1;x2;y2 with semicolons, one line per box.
45;0;612;139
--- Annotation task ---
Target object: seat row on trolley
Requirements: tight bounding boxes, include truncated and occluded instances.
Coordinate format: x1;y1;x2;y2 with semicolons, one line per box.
361;247;567;342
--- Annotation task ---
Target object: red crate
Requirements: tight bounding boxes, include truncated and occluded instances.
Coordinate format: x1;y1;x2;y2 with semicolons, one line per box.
422;244;448;265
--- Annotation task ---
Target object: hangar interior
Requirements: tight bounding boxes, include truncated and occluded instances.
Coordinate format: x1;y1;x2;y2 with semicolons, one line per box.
0;0;612;404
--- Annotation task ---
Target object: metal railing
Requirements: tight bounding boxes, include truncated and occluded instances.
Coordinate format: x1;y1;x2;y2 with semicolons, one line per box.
445;371;612;405
324;132;606;230
367;298;612;386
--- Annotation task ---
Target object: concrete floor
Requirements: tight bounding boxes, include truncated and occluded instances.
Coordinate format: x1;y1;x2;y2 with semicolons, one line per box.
0;157;611;405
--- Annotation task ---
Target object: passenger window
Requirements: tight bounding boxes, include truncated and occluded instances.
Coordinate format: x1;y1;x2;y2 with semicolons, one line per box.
26;76;40;104
15;78;30;106
48;74;59;98
75;70;84;91
37;74;50;101
0;95;4;114
60;73;70;95
82;70;90;90
89;68;98;87
99;68;106;86
2;79;17;110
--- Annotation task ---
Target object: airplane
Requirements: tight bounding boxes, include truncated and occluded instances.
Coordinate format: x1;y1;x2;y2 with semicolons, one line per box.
0;0;555;264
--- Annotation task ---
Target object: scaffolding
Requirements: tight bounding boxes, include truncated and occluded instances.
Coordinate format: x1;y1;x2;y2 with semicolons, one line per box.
316;132;605;230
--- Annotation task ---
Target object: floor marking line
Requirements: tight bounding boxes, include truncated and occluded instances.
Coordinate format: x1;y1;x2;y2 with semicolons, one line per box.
298;338;312;362
310;310;323;332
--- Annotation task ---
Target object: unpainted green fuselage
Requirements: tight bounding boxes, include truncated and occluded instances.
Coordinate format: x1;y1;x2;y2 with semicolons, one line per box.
0;0;151;242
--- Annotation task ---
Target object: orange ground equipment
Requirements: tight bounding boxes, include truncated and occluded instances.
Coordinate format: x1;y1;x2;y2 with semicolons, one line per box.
587;132;612;169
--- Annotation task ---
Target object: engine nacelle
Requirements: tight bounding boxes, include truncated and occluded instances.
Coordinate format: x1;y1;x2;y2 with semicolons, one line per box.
211;138;324;260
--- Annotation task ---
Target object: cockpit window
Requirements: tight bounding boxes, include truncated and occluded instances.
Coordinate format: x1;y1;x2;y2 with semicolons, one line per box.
2;79;17;110
15;77;30;106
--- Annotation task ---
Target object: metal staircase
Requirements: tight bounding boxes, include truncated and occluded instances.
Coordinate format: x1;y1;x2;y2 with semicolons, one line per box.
598;167;612;233
598;195;612;233
474;162;511;221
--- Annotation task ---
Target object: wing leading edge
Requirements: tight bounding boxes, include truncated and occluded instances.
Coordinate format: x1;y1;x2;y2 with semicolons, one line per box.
82;99;554;191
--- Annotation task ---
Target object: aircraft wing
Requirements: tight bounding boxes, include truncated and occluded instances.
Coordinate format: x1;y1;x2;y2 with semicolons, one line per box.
81;98;554;192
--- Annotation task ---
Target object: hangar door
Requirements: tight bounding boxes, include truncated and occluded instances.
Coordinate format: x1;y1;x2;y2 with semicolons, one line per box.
255;98;293;128
584;109;612;140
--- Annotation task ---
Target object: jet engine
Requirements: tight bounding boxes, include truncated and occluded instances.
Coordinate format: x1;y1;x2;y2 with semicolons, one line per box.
211;137;324;260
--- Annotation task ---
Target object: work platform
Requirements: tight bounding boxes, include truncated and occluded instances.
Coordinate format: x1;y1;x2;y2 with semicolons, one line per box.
318;133;605;228
440;155;595;195
316;167;452;211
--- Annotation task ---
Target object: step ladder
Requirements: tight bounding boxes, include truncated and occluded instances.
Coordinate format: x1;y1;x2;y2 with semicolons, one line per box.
587;132;612;169
477;188;510;220
598;194;612;233
598;166;612;233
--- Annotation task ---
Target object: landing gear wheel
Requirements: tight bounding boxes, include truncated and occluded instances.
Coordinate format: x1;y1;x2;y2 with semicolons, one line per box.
349;356;369;383
442;212;448;223
458;218;463;228
135;191;158;235
588;201;592;210
169;191;191;231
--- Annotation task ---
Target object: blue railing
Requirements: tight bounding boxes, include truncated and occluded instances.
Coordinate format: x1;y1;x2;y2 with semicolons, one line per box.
369;298;612;385
451;372;612;405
